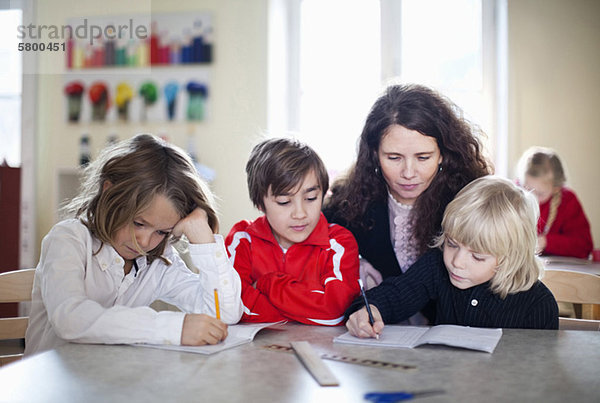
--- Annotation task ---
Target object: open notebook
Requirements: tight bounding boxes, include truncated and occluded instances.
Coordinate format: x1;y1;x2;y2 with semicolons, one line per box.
334;325;502;353
132;321;283;355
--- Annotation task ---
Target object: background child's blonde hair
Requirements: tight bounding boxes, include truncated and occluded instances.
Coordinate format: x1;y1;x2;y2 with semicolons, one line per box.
433;175;543;298
516;146;566;187
516;146;566;234
63;134;218;263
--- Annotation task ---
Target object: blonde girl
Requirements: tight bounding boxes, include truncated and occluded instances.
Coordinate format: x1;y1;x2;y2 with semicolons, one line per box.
517;146;593;258
25;134;242;355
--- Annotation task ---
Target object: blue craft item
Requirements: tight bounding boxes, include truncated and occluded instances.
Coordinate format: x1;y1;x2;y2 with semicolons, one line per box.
163;82;179;120
193;35;203;63
186;82;208;121
181;44;192;63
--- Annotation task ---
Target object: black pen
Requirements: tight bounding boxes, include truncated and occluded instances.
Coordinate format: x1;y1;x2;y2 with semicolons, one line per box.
358;279;379;339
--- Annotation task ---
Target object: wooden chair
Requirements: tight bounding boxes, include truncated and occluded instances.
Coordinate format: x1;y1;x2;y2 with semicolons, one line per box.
542;269;600;330
0;269;35;366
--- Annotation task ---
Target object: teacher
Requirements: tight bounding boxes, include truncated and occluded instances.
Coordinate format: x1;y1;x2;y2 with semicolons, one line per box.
323;84;491;323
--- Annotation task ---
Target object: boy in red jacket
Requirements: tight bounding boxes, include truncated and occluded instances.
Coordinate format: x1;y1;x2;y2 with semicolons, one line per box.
225;138;360;325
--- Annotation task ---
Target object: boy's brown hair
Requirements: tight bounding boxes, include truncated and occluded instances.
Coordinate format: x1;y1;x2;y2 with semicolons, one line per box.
246;138;329;210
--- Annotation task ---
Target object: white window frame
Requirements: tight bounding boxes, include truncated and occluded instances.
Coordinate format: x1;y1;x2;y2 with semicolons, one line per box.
269;0;508;175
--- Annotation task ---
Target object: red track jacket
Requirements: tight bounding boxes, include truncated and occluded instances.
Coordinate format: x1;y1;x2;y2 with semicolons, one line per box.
225;213;360;325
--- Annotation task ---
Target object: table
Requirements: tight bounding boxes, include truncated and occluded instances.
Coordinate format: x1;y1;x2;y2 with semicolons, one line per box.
1;324;599;402
542;256;600;276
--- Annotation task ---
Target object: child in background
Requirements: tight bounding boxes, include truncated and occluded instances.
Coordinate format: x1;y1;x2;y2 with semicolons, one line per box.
25;134;243;356
517;146;593;259
225;138;360;325
346;176;558;337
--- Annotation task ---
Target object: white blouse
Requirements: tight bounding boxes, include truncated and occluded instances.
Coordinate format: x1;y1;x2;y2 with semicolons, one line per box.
387;193;419;272
25;219;243;355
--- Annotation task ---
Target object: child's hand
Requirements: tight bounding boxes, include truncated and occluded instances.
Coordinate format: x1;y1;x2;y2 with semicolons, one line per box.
181;313;228;345
346;305;384;339
172;208;215;245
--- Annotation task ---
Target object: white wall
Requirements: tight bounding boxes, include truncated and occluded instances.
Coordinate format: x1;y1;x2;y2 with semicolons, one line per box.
33;0;267;256
508;0;600;248
31;0;600;260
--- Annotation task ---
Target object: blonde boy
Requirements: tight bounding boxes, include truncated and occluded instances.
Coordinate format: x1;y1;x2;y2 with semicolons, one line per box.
347;175;559;337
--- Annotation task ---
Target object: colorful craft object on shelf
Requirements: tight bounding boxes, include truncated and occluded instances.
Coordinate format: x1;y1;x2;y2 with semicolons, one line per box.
66;17;212;69
64;81;85;122
163;81;179;121
186;81;208;121
139;81;158;121
88;82;110;121
115;82;134;121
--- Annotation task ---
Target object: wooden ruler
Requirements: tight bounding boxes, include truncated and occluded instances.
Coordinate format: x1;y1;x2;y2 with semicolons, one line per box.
263;343;416;372
290;341;340;386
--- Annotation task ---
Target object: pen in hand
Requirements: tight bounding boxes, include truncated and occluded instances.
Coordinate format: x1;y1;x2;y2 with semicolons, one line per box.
358;279;379;339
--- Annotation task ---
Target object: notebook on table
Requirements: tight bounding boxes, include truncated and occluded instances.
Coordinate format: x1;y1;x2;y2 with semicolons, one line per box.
132;321;284;355
334;324;502;353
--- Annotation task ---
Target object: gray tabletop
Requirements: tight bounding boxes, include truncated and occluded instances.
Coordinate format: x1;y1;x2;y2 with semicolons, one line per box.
1;324;599;403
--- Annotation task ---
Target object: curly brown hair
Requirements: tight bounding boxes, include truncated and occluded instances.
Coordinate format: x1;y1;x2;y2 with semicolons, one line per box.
324;84;491;253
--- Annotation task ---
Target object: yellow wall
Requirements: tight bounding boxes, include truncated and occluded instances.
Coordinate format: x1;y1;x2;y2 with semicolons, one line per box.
507;0;600;247
34;0;266;253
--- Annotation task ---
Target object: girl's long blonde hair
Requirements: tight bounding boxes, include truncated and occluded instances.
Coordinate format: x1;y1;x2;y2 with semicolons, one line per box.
63;134;218;263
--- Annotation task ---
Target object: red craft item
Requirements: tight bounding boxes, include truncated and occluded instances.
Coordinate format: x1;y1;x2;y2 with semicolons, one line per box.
64;82;84;95
89;82;108;105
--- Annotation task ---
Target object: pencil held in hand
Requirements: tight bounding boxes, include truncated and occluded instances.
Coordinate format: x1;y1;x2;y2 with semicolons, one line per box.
214;288;221;320
358;279;379;339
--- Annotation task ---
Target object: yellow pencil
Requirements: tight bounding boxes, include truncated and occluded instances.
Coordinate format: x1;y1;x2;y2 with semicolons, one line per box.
214;288;221;320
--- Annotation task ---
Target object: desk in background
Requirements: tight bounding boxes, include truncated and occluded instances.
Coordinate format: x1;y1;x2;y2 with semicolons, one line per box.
543;255;600;276
0;324;599;402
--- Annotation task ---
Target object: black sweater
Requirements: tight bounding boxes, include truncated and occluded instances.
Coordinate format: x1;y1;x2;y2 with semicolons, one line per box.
346;249;559;329
324;200;402;279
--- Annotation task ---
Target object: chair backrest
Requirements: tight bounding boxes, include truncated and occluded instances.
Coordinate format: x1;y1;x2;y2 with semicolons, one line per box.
542;269;600;331
0;269;35;366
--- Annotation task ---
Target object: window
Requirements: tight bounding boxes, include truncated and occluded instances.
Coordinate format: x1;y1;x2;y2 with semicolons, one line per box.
0;9;22;166
269;0;506;176
386;0;503;173
298;0;381;176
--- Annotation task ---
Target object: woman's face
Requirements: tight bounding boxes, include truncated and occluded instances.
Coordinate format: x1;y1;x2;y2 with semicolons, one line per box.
377;124;442;205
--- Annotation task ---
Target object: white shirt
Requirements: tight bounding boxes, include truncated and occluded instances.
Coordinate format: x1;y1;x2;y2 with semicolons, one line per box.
25;219;243;355
387;192;419;272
